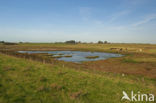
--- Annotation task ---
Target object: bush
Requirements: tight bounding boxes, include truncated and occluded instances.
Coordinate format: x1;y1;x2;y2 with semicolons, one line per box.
0;41;5;43
98;41;103;44
3;42;18;45
65;40;76;44
104;41;108;44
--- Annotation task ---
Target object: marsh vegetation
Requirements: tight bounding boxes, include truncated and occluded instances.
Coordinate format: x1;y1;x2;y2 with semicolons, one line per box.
85;56;99;59
0;43;156;103
18;51;122;63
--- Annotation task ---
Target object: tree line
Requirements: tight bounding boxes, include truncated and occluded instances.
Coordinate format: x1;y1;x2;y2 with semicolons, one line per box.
0;40;109;45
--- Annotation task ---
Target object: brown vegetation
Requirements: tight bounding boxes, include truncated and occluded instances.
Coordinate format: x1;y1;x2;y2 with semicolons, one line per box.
0;43;156;79
85;56;99;59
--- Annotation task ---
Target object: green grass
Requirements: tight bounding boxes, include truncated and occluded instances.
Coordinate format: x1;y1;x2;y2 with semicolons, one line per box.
122;58;139;63
0;53;155;103
1;43;156;54
123;57;156;63
85;56;99;59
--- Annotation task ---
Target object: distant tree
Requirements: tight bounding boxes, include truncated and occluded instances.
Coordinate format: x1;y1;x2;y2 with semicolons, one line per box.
104;41;108;44
0;41;5;43
98;41;103;44
65;40;76;44
3;42;17;45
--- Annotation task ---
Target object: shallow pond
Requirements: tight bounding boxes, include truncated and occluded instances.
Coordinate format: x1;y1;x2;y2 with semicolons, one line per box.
18;51;123;63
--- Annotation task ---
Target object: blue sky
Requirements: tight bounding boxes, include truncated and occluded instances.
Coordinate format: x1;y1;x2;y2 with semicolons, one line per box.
0;0;156;43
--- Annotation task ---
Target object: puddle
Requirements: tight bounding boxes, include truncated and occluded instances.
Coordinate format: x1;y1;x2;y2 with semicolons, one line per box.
18;51;123;63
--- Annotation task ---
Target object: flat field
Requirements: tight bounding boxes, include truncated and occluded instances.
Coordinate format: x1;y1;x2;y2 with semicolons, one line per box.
0;43;156;103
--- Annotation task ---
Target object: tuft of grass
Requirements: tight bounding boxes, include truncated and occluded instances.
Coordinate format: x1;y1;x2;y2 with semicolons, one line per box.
70;91;88;100
3;66;15;71
63;55;72;57
40;76;48;82
57;53;64;55
134;58;156;63
85;56;99;59
52;55;62;58
122;58;138;63
37;85;50;92
50;83;65;90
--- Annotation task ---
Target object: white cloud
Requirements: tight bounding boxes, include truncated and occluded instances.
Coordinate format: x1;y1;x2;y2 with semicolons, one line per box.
132;14;156;26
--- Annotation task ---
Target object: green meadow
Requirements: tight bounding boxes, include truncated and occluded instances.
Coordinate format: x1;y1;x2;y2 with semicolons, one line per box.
0;43;156;103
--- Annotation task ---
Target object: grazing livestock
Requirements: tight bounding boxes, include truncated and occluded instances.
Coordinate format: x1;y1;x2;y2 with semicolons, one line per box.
110;48;124;52
136;49;143;52
120;48;123;51
139;49;142;52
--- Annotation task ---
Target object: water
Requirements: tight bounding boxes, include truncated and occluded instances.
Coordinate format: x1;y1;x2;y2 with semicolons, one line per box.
18;51;123;63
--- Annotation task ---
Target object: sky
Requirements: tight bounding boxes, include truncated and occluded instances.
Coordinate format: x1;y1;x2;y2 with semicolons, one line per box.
0;0;156;43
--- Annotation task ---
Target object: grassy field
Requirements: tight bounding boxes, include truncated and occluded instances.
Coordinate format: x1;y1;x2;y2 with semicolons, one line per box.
1;43;156;53
0;43;156;103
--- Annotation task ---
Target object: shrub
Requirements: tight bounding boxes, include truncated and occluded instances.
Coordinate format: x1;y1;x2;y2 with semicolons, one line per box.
65;40;76;44
98;41;103;44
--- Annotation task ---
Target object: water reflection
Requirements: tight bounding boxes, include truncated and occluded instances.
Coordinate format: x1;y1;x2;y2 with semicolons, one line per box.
18;51;123;63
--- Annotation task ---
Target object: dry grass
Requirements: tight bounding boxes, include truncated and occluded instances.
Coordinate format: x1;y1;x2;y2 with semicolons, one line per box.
0;43;156;79
85;56;99;59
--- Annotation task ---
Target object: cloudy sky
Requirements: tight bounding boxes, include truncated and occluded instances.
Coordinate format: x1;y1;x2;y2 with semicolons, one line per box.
0;0;156;43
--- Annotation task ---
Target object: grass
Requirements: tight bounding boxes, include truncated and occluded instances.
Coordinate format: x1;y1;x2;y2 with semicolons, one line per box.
0;43;156;78
123;57;156;63
57;53;64;55
52;55;63;58
0;53;156;103
122;58;139;63
1;43;156;54
85;56;99;59
63;55;72;57
0;43;156;102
